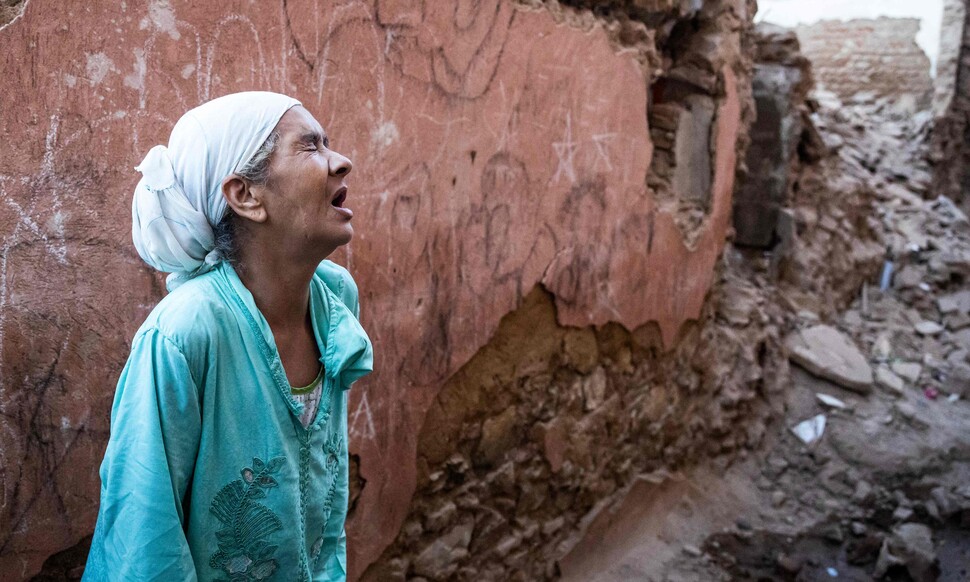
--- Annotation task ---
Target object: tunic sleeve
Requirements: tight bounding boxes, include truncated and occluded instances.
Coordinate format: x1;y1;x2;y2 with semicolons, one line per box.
83;328;202;582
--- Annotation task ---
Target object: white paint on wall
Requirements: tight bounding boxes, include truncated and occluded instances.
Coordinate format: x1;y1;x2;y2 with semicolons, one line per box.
371;121;400;152
85;52;115;86
757;0;945;74
141;0;180;40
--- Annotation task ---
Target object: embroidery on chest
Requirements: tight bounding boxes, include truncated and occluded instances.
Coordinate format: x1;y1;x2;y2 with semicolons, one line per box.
208;456;286;581
309;432;346;566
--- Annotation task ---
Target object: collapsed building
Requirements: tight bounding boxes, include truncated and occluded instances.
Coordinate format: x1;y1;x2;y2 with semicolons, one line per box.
0;0;968;580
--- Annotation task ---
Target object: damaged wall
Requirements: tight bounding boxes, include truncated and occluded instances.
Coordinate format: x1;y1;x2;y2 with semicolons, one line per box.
933;0;970;209
732;22;811;249
933;0;966;117
0;0;762;579
795;17;934;112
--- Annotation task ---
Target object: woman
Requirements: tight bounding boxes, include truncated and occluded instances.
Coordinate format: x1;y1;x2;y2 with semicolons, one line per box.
83;92;373;581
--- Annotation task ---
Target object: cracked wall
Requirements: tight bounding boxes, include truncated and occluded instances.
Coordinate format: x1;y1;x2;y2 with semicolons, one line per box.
0;0;755;578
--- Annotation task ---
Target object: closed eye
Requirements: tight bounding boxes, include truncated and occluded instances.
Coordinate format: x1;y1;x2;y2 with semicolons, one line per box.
298;131;330;150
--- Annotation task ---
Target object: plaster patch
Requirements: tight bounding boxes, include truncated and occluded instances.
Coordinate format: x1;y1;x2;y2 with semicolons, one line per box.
371;121;400;151
124;48;146;90
140;0;180;40
85;52;115;86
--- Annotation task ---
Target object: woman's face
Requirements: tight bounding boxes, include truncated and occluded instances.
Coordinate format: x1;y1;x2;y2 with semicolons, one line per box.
258;105;355;255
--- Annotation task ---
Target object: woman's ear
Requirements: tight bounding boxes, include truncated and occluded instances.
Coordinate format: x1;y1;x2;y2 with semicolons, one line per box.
222;176;268;223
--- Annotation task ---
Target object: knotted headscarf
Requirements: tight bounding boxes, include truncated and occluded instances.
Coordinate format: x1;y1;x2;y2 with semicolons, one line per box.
132;91;301;290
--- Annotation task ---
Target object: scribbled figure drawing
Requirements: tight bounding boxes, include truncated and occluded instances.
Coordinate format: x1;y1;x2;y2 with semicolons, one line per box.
349;392;376;441
430;0;515;98
591;133;616;171
0;115;70;383
208;456;286;581
552;112;578;183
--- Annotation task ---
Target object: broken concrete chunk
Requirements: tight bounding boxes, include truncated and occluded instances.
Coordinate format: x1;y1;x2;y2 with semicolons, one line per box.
915;320;944;336
784;325;874;393
937;289;970;314
944;310;970;330
944;362;970;397
876;366;906;395
412;520;474;579
952;328;970;351
581;367;608;412
872;332;893;360
790;414;826;445
895;265;924;289
873;523;938;582
816;393;848;409
891;361;923;384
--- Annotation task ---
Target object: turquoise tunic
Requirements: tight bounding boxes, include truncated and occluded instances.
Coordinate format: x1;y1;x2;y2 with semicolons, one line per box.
83;260;374;582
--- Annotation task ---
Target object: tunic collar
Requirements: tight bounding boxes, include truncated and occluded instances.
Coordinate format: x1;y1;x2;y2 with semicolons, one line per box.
216;261;373;393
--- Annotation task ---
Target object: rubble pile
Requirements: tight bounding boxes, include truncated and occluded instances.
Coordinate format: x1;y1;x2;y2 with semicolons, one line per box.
361;260;790;581
577;22;970;581
776;89;934;317
689;88;970;582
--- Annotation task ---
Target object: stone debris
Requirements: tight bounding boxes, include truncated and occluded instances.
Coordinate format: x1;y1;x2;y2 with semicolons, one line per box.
873;523;939;582
790;414;826;445
815;393;848;410
785;325;874;393
892;362;923;384
915;321;945;336
412;521;474;580
875;366;906;395
936;290;970;314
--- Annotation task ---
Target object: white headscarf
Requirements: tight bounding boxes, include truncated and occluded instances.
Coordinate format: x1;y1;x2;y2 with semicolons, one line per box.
132;91;301;290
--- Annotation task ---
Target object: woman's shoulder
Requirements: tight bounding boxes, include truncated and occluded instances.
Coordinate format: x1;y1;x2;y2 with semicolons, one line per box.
137;271;233;349
314;260;360;314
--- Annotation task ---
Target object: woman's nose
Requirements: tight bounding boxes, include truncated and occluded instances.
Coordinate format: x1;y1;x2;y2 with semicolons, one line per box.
329;151;353;177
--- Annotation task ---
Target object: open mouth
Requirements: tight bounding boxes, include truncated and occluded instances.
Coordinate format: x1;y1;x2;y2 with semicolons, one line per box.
331;188;347;208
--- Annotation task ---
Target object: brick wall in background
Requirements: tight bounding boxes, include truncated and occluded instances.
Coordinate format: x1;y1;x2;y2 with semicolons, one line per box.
795;17;934;111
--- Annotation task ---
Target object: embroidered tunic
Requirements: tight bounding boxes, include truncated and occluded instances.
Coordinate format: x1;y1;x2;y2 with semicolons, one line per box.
83;260;374;582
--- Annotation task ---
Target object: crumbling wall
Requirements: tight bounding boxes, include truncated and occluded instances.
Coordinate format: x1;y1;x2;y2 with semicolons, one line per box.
933;0;967;118
733;21;904;316
933;0;970;210
0;0;760;579
0;0;25;29
794;18;933;113
732;22;812;249
361;1;778;579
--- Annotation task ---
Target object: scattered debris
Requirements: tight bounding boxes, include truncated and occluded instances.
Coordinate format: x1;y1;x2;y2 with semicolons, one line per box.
785;325;874;393
790;414;826;445
892;361;923;384
875;366;906;395
873;523;939;582
915;321;945;336
815;393;848;409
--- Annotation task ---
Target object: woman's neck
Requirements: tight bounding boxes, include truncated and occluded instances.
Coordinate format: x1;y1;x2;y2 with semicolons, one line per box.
233;240;329;331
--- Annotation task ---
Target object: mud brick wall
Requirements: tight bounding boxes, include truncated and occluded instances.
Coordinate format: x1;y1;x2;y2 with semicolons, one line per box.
795;17;933;110
933;0;967;117
0;0;764;579
933;0;970;209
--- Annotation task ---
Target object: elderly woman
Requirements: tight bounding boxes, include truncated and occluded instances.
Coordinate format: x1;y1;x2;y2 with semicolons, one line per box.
83;92;373;582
